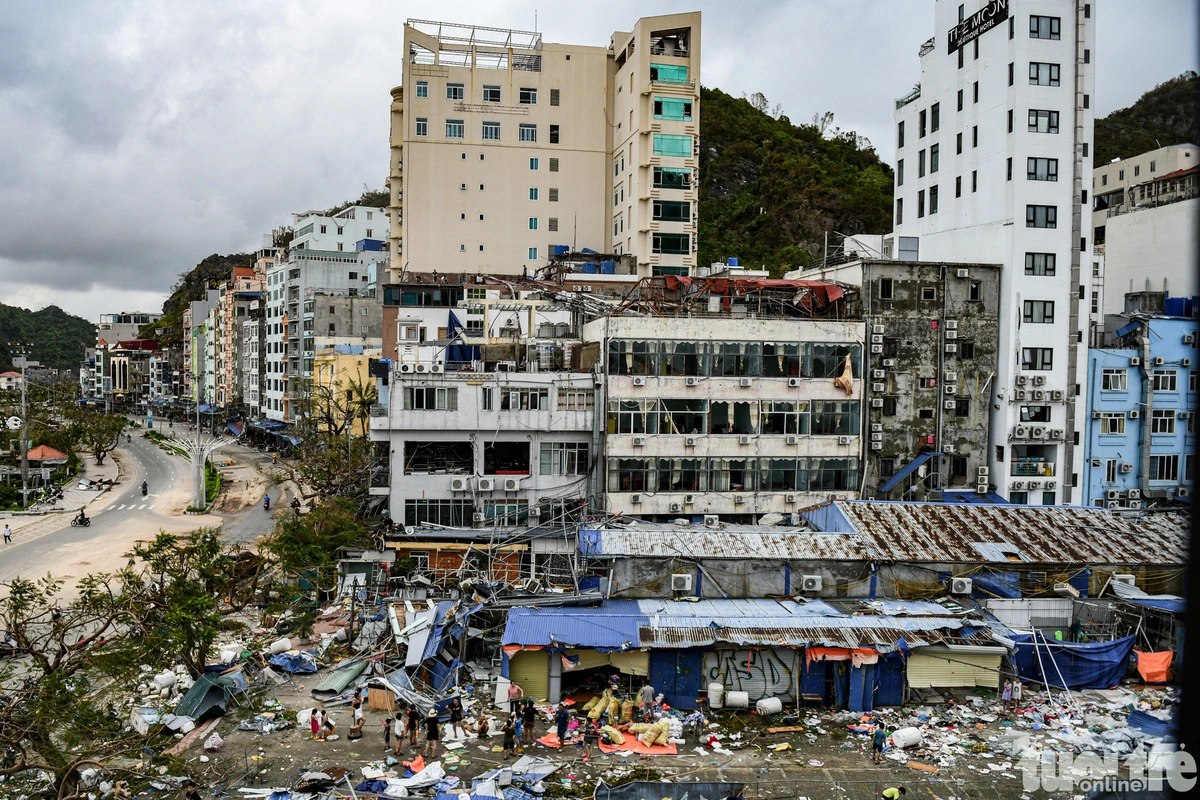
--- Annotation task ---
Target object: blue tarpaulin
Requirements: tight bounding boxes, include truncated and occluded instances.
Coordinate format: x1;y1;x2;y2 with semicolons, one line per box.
970;572;1022;598
1011;633;1135;689
445;312;481;367
878;452;941;494
268;650;318;674
1127;709;1176;738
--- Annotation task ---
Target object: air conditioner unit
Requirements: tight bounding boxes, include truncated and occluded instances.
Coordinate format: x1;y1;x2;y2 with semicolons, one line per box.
787;377;802;387
978;466;989;476
882;359;897;368
477;477;496;491
1183;358;1192;367
669;503;683;513
1014;425;1029;438
685;377;699;386
1033;375;1046;386
871;398;884;408
950;577;973;595
1016;375;1028;386
670;573;693;592
786;434;800;445
630;493;642;504
473;512;486;522
415;363;430;373
871;423;884;432
871;335;883;345
633;436;646;446
1119;463;1133;474
632;376;646;386
957;268;970;278
739;377;753;387
943;444;956;453
945;330;957;340
1128;409;1140;419
976;483;988;494
450;477;468;492
870;345;884;354
1111;573;1136;586
1153;356;1165;366
1031;426;1046;438
945;371;958;382
945;384;957;394
430;364;444;373
503;478;521;491
1051;390;1064;401
1015;390;1028;400
1127;489;1141;499
1107;490;1121;500
838;435;853;445
1106;500;1121;509
1126;500;1143;510
733;494;746;504
572;285;584;292
872;369;886;380
1028;480;1041;489
1092;410;1103;419
684;494;695;504
871;432;883;442
945;344;958;353
801;575;823;592
785;493;796;503
1179;487;1191;498
944;400;957;409
738;435;752;445
1180;410;1192;419
872;325;885;335
684;436;697;447
399;363;414;373
873;382;886;393
582;286;593;293
870;441;883;450
1011;481;1024;489
945;320;958;330
1184;334;1196;344
1032;390;1045;400
703;514;719;527
1050;428;1063;439
1130;357;1141;366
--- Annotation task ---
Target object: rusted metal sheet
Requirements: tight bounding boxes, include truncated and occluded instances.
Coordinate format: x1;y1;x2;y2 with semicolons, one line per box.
582;529;870;561
638;614;965;649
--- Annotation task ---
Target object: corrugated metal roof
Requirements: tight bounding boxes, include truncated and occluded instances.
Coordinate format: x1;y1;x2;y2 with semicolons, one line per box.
502;602;643;649
809;502;1188;566
579;529;869;561
312;661;369;695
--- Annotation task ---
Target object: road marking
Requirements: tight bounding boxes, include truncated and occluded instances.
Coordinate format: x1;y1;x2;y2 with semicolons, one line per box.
117;504;127;510
138;504;147;510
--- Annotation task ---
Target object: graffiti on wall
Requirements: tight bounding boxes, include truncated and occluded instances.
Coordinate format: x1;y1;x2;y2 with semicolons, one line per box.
702;649;797;700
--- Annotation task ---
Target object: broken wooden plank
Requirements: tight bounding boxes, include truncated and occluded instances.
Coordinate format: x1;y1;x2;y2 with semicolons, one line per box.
766;726;806;734
906;761;939;774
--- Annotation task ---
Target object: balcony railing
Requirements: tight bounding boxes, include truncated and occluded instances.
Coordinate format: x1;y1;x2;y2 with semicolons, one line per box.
1012;460;1055;477
896;84;922;109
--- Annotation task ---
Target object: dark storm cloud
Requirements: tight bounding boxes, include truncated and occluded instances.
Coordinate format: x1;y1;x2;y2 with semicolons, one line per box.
0;0;1194;319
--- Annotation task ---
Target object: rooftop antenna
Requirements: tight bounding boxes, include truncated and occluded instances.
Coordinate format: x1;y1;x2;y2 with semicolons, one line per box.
534;9;538;32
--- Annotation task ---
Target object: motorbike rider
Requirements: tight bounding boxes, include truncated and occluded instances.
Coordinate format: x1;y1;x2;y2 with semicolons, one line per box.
141;481;148;495
75;508;87;525
263;494;271;510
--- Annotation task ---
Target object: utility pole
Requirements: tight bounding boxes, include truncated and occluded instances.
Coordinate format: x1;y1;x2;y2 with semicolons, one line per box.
10;343;32;508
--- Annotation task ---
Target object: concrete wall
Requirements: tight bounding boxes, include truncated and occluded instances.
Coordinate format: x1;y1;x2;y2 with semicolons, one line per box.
1101;199;1200;316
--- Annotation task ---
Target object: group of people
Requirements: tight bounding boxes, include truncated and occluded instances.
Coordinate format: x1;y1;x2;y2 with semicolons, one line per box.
1001;678;1025;711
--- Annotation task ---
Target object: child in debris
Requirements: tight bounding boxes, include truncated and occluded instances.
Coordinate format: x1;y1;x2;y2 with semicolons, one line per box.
871;725;887;763
424;706;440;758
502;716;517;760
382;715;392;752
392;714;404;756
309;708;321;741
476;714;491;738
582;719;600;762
521;699;537;746
881;788;906;799
1001;679;1013;712
513;710;524;752
349;699;364;740
1012;679;1023;708
406;705;421;748
448;696;466;739
183;782;201;800
320;710;336;741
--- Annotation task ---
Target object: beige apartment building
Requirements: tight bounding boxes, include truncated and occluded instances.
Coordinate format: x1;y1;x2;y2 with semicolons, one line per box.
387;13;700;280
1092;142;1199;247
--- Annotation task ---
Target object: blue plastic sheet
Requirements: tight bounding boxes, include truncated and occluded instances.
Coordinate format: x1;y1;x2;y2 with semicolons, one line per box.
1011;633;1135;689
1127;709;1176;738
268;650;318;674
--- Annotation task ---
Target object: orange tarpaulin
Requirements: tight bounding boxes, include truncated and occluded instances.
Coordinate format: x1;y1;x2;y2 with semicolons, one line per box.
805;646;851;666
1133;650;1174;683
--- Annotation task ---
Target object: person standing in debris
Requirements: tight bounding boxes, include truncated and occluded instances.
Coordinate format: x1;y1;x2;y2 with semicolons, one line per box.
501;715;516;760
881;788;906;799
871;725;887;764
1012;679;1023;708
3;523;11;544
349;698;365;740
406;704;420;749
382;714;393;752
582;718;600;762
554;702;570;745
309;708;321;741
507;681;525;715
448;697;466;739
1001;679;1013;712
424;706;440;758
638;681;655;720
512;710;524;752
521;700;537;747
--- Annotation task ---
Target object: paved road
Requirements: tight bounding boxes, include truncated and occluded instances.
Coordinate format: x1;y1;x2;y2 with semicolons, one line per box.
0;433;192;583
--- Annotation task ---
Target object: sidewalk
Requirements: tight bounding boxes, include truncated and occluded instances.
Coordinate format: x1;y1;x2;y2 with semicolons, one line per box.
1;450;122;535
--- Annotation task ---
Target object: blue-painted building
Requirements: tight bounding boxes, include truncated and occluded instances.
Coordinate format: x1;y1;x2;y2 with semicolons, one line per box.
1083;307;1198;508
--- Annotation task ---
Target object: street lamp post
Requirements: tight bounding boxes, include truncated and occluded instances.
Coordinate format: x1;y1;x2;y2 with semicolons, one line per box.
172;369;232;510
9;342;32;508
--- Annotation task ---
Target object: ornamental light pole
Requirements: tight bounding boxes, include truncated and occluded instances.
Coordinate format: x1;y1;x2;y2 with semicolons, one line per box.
9;343;31;508
171;377;232;510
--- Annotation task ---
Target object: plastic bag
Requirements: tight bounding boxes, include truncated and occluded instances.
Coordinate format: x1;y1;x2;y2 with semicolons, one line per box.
203;731;224;752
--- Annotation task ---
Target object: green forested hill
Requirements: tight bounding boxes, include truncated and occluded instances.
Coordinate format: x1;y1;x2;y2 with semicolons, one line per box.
0;304;96;371
1095;72;1200;166
697;87;894;275
145;253;254;341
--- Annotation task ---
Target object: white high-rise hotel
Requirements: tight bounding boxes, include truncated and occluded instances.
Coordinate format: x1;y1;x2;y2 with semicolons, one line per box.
893;0;1093;504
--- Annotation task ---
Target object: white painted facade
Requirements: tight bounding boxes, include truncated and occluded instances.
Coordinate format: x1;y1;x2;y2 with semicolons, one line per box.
582;315;864;519
893;0;1093;504
1100;198;1199;318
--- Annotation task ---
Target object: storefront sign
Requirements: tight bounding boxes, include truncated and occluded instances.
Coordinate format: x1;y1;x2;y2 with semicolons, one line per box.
947;0;1009;54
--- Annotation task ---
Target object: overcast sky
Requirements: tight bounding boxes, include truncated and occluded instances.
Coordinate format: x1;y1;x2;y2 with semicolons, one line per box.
1;1;1195;322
